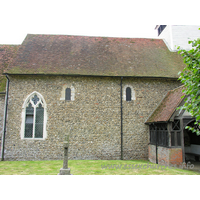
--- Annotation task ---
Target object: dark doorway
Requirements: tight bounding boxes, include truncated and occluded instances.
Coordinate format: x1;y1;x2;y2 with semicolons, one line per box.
184;120;200;162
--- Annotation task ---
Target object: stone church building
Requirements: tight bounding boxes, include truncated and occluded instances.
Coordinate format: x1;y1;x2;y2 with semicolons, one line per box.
0;25;199;165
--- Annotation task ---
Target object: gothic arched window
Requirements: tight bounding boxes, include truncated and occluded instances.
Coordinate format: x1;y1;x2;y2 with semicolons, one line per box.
21;92;47;139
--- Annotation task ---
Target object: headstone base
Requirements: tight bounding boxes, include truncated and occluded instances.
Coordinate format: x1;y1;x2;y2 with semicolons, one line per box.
58;168;71;175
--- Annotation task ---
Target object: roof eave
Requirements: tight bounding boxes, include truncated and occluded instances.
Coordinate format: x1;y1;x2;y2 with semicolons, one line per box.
3;73;180;80
145;121;168;125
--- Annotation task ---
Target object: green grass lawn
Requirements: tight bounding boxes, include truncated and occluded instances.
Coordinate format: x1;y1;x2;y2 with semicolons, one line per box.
0;159;199;175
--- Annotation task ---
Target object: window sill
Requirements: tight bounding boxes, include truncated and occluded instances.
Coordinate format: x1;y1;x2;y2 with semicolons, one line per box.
60;98;74;101
21;138;46;140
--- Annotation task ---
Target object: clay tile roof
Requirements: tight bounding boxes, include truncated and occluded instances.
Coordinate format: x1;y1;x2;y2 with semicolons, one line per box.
5;34;185;78
0;45;20;92
145;85;185;123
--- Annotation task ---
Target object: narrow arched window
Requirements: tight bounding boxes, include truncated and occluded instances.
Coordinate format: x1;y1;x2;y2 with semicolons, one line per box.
23;92;46;139
65;88;71;100
126;87;131;101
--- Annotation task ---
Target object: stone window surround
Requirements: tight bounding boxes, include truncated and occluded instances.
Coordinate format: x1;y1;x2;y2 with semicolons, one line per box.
60;85;75;101
20;91;47;140
123;85;136;101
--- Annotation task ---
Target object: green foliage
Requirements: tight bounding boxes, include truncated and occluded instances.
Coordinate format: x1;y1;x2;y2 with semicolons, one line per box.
178;30;200;135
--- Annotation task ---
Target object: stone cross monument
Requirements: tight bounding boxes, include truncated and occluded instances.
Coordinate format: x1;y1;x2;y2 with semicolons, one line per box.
59;133;71;175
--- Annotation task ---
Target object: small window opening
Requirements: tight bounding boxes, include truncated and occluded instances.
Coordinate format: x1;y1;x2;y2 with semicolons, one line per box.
65;88;71;100
126;87;131;101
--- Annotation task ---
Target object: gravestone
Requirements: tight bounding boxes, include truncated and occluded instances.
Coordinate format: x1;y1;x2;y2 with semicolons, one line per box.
58;133;71;175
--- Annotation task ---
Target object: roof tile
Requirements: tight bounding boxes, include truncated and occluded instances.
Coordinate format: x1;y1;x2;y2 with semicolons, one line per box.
0;45;20;92
5;34;186;78
146;85;185;123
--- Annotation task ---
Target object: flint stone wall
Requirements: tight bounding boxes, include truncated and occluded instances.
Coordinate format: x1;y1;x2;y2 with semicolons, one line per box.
4;75;181;160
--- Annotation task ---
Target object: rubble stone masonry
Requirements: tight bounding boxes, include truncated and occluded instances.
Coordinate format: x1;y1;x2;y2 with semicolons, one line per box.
4;75;181;160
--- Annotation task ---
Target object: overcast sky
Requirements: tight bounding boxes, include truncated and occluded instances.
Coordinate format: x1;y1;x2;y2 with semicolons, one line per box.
0;0;199;44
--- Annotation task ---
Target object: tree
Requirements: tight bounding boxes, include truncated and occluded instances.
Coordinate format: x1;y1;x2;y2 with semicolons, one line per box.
178;32;200;135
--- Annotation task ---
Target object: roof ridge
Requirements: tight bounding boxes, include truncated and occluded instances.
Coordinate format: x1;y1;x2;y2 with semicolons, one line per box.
25;33;163;40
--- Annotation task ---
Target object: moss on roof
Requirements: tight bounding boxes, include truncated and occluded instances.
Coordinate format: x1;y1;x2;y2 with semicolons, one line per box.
5;34;186;78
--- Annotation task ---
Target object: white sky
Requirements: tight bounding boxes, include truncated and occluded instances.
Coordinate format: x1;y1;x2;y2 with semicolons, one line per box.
0;0;199;44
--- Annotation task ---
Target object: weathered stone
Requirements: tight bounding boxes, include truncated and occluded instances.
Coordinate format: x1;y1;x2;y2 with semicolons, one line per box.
59;133;70;175
3;75;181;161
59;168;71;175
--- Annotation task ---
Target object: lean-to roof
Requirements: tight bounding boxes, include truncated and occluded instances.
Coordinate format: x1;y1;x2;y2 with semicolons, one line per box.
146;86;185;123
